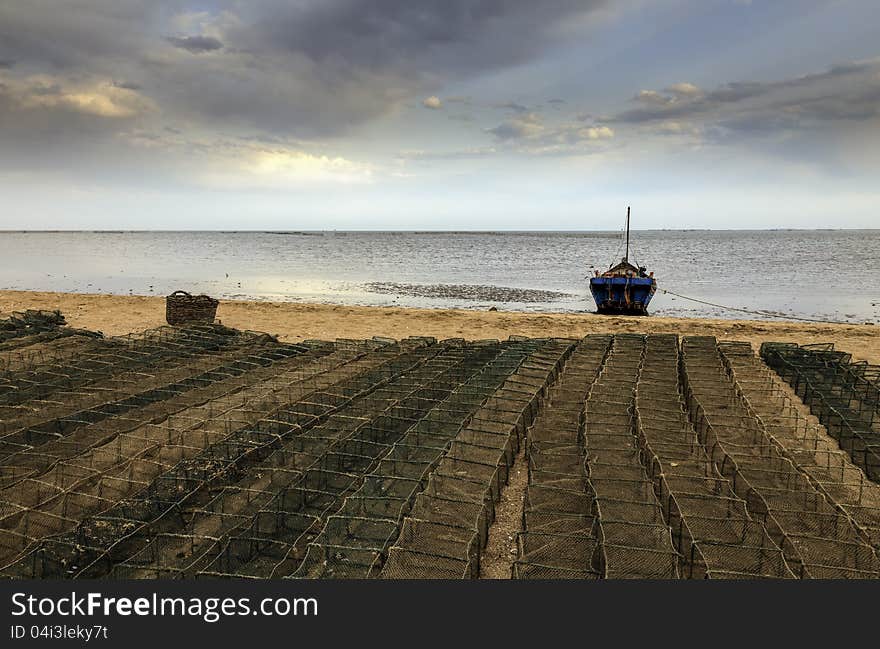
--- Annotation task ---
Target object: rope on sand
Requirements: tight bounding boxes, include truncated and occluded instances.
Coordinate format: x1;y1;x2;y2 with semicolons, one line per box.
658;288;856;325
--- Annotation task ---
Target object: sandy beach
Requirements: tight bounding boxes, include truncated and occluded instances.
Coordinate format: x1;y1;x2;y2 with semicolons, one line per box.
1;289;877;364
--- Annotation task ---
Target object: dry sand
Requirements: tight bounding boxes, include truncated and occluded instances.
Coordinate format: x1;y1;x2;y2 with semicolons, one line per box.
1;290;877;363
480;447;529;579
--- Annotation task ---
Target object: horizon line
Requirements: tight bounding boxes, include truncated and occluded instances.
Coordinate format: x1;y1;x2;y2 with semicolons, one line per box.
2;228;879;234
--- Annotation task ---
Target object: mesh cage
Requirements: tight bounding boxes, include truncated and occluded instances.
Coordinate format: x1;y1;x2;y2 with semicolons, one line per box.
760;342;880;484
582;334;681;578
3;319;877;580
635;335;792;579
681;336;880;578
381;340;573;579
723;342;880;552
3;330;431;577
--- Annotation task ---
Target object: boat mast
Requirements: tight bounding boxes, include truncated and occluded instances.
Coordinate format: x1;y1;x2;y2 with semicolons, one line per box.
624;206;630;263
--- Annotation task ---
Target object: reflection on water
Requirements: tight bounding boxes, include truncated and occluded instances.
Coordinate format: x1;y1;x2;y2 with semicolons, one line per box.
0;230;877;322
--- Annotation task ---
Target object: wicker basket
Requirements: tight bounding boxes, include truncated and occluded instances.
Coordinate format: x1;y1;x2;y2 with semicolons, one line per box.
165;291;219;326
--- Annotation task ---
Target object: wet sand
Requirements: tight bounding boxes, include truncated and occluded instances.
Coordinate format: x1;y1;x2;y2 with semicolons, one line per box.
362;282;575;303
1;290;877;364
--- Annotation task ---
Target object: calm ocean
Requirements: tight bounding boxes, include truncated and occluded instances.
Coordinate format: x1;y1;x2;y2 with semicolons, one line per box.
1;230;877;323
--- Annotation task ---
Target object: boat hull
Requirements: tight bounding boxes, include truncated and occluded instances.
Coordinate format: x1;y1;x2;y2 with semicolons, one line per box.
589;276;656;315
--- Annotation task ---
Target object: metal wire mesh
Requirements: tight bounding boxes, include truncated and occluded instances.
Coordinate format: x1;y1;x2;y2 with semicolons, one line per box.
681;336;880;578
584;334;680;578
726;342;880;549
635;335;793;578
3;316;877;580
1;330;423;577
381;339;573;579
760;342;880;484
512;335;609;579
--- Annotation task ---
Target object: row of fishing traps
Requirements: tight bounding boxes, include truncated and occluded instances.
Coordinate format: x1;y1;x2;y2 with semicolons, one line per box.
0;310;878;578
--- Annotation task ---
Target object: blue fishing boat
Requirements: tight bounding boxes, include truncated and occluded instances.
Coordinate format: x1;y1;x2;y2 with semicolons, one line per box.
589;207;657;315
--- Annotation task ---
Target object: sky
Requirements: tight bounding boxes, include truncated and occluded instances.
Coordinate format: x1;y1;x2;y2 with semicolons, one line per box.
0;0;878;230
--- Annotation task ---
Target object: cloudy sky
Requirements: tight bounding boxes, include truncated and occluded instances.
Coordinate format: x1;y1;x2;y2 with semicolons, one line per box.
1;0;878;229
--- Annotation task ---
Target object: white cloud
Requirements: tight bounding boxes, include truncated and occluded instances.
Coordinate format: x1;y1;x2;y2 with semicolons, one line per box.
487;111;614;149
667;82;701;97
633;83;702;109
198;145;373;188
1;72;156;118
422;95;442;109
636;89;672;105
578;125;614;140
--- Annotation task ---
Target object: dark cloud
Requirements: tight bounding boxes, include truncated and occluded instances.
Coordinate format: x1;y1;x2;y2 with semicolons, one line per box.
705;82;767;104
165;35;224;53
707;83;880;141
0;1;176;69
591;63;880;164
0;1;876;192
209;1;607;134
0;90;136;174
495;101;529;113
246;1;606;71
0;1;609;141
700;63;867;106
113;80;142;90
613;61;876;126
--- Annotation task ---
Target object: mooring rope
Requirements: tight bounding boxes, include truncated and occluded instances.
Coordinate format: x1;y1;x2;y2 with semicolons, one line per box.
658;288;857;325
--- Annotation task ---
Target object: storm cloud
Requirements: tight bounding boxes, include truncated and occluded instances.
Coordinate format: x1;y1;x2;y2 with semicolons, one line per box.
165;35;224;53
611;60;880;137
0;1;609;139
244;1;607;73
0;1;877;229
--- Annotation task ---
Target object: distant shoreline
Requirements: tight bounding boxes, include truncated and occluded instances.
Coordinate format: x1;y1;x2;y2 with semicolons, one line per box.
2;290;877;365
2;228;879;234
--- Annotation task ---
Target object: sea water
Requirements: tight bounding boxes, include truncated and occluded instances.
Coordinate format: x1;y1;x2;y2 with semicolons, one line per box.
1;230;877;323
